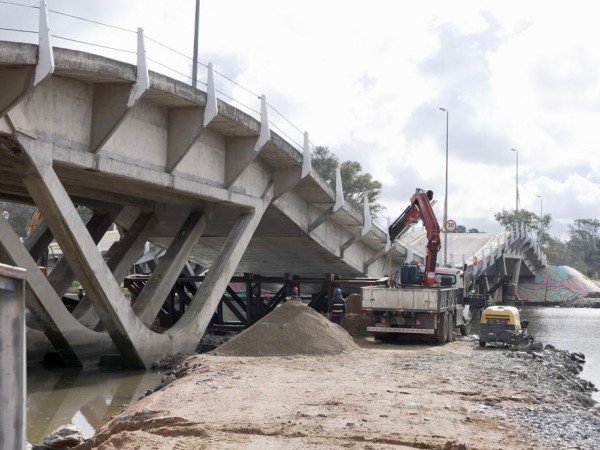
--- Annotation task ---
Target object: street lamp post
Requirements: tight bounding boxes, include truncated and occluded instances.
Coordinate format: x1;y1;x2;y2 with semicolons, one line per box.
192;0;201;88
511;148;519;212
439;107;449;266
537;194;543;244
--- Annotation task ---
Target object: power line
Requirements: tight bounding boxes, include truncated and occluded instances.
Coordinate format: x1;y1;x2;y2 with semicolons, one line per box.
0;0;38;8
147;57;208;87
0;27;36;33
214;69;260;99
48;10;136;33
267;102;304;135
51;35;136;54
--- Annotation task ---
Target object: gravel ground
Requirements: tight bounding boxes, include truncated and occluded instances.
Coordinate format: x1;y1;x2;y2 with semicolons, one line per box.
71;335;600;450
446;337;600;450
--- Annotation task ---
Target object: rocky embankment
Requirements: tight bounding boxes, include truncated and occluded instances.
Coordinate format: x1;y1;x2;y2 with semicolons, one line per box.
470;339;600;449
559;294;600;308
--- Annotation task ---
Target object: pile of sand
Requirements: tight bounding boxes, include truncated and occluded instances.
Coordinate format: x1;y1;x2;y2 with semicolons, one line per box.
212;301;358;357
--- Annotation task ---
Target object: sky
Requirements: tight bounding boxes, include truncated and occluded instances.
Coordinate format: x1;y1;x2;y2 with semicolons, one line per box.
2;0;600;239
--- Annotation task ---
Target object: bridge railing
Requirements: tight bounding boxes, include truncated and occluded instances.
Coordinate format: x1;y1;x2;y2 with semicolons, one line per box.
0;0;310;153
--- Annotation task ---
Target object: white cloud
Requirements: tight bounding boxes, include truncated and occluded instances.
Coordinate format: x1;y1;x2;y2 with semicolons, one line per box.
2;0;599;241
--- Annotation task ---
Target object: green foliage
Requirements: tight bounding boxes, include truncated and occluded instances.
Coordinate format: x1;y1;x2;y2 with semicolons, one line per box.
566;219;600;278
311;146;384;217
494;208;551;233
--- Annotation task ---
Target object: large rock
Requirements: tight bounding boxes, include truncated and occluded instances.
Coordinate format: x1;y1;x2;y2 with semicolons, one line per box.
44;424;84;449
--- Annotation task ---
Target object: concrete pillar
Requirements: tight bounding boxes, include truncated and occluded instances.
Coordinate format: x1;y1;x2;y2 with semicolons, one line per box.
15;136;149;367
72;211;156;327
168;184;273;338
133;208;213;326
47;212;113;300
0;263;27;450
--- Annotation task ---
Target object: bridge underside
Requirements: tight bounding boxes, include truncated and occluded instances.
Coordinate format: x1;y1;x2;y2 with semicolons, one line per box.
0;41;399;369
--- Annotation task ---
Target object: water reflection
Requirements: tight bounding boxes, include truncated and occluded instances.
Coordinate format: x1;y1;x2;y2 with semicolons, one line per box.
27;367;163;444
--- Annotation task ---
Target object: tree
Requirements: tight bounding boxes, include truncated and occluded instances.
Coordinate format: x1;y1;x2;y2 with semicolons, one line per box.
543;235;573;267
311;146;384;217
567;219;600;277
468;228;481;233
494;208;551;235
456;225;467;233
311;146;338;185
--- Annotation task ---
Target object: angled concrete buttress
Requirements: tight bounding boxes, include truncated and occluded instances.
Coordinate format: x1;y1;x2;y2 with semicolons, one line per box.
0;215;115;366
71;211;158;328
1;132;274;368
132;207;214;326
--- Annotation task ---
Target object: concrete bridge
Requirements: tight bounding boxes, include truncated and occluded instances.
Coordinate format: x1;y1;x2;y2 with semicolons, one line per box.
0;15;403;369
0;5;546;369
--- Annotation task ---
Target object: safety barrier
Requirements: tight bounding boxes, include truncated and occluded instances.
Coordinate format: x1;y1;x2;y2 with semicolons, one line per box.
0;263;27;450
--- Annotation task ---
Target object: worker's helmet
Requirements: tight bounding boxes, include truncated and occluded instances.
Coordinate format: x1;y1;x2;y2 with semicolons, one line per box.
334;288;342;297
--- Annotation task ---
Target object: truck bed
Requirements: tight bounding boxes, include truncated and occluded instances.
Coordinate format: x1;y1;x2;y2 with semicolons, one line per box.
361;286;460;312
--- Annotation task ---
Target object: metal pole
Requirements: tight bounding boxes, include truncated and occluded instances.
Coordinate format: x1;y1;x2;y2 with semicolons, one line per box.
440;107;449;266
511;148;519;212
537;194;543;244
192;0;200;88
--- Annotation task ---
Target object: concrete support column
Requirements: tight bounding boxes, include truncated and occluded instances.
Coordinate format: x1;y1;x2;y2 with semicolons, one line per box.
0;216;82;365
169;184;274;339
24;219;53;263
13;136;149;367
47;212;113;299
133;207;213;326
0;263;26;450
72;211;157;327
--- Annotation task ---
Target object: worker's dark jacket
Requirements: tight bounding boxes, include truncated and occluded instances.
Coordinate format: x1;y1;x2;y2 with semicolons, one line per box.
330;296;346;316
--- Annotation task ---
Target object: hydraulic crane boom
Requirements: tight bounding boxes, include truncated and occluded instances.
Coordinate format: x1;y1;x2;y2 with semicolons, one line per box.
388;188;441;286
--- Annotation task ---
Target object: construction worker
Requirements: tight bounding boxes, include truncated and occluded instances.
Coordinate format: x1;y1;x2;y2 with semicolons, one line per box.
283;286;302;303
329;288;346;325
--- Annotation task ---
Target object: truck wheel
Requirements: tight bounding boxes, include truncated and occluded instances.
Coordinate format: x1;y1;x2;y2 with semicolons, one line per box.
479;340;486;348
436;313;448;344
446;314;454;342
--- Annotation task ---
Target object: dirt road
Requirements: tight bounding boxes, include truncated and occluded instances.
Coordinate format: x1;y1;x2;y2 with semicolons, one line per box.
76;338;569;449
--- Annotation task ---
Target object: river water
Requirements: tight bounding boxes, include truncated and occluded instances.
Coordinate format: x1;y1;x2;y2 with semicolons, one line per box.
518;306;600;401
26;367;163;445
26;307;600;443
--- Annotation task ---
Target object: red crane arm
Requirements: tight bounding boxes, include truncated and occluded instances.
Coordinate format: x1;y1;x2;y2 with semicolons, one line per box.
410;189;441;285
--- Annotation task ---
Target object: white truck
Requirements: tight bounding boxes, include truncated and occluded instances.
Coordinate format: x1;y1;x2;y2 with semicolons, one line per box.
362;188;468;343
361;267;468;343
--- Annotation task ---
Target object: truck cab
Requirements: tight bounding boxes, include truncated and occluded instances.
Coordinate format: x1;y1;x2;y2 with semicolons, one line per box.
434;267;464;289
